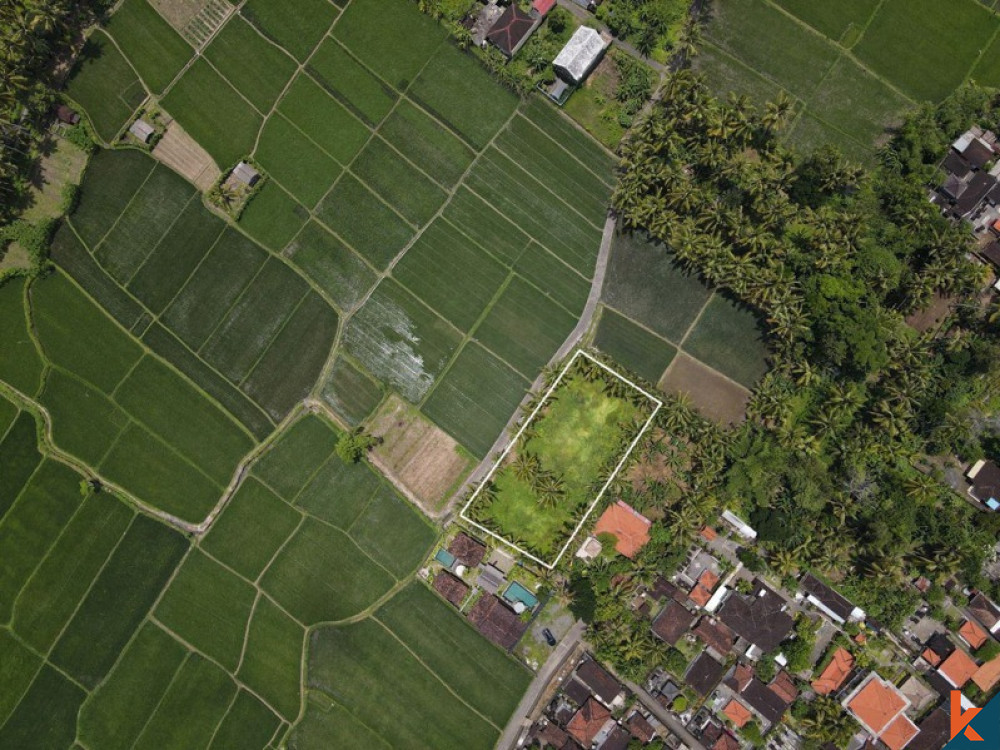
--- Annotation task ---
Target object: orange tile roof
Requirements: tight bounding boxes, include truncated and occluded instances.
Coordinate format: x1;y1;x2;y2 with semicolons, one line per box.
921;647;942;667
854;633;868;645
723;699;752;728
938;649;979;688
700;525;718;541
769;670;798;704
973;654;1000;691
567;698;612;746
594;501;651;558
881;715;919;750
713;732;741;750
698;568;720;590
690;584;713;608
846;675;907;735
959;619;989;650
812;648;854;695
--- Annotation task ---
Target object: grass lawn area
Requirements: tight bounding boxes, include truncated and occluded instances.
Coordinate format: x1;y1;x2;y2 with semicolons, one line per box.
563;57;627;149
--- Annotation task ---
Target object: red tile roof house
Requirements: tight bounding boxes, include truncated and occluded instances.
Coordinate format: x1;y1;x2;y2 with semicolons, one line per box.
937;648;979;689
843;673;919;750
448;532;487;567
566;698;614;747
593;501;652;559
432;571;469;608
651;600;696;646
485;3;538;58
812;648;855;696
466;594;527;650
958;618;989;650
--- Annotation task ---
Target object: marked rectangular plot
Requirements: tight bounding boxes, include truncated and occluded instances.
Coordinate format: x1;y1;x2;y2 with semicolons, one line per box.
307;620;499;750
473;276;576;379
465;149;601;274
50;223;145;330
155;549;257;671
377;583;531;728
162;58;263;167
106;0;193;94
51;514;188;689
594;307;676;383
332;0;446;89
31;271;143;394
295;454;379;528
348;484;436;578
239;181;310;252
79;622;188;750
351;137;447;226
96;165;194;283
442;187;530;266
242;0;338;61
256;114;342;208
66;32;147;142
380;100;476;188
142;323;275;440
10;494;132;653
0;665;85;750
288;699;391;750
202;477;300;581
683;295;769;388
0;414;43;521
99;422;222;522
694;42;787;108
285;221;376;312
497;116;612;225
128;198;226;314
0;278;44;396
306;38;397;126
0;460;81;623
520;96;617;178
163;228;267;349
201;257;307;381
115;356;254;484
393;219;508;332
208;690;282;750
514;242;590;315
240;291;339;421
204;14;296;112
319;357;384;427
262;518;396;624
601;230;712;342
773;0;879;41
409;42;518;149
0;629;41;729
344;279;463;403
69;147;154;247
237;596;304;721
422;342;528;459
316;174;414;268
278;73;370;164
253;414;339;501
133;654;236;750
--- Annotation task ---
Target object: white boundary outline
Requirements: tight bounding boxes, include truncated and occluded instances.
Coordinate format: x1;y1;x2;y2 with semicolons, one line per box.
459;350;663;570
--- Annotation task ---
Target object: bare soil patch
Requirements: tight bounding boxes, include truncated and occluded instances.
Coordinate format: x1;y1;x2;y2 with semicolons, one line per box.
152;119;220;191
22;134;89;223
368;396;473;518
659;353;750;426
905;292;955;333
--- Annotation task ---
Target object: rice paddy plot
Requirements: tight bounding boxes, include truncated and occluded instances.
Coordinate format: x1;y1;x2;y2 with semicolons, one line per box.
294;453;380;528
514;242;591;315
95;165;194;283
256;114;342;208
594;307;677;384
853;0;997;101
203;14;296;112
393;218;508;332
161;58;263;167
772;0;880;42
105;0;193;94
154;549;257;671
239;291;339;421
288;697;391;750
50;514;188;689
315;174;414;268
0;414;43;520
241;0;339;61
319;357;384;427
163;228;267;349
253;414;339;501
408;42;519;150
694;42;788;106
972;33;1000;87
347;484;437;578
232;597;302;723
376;583;531;727
278;73;371;165
38;369;127;468
261;518;396;624
0;629;41;729
66;32;147;142
285;221;376;312
307;620;500;750
422;342;529;459
784;111;873;166
332;0;446;90
239;181;311;252
519;96;618;178
201;477;302;580
682;295;769;388
473;276;576;379
69;148;154;247
442;187;531;266
380;101;476;189
306;38;397;126
200;257;308;381
344;279;463;403
208;690;282;750
0;278;43;395
601;230;712;343
0;665;86;750
351;137;448;226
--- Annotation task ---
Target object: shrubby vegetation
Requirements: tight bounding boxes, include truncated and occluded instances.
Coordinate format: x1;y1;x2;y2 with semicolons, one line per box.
595;0;689;59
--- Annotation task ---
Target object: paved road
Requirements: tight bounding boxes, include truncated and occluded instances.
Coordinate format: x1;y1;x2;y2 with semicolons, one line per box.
497;620;588;749
622;678;708;750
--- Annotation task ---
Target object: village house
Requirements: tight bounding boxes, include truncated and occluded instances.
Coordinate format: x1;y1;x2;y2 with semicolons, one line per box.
811;647;855;696
552;26;610;85
966;458;1000;510
842;673;919;750
485;2;537;58
716;578;794;657
799;573;866;624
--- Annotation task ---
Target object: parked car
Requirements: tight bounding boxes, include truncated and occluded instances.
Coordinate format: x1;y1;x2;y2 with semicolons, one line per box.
542;628;557;646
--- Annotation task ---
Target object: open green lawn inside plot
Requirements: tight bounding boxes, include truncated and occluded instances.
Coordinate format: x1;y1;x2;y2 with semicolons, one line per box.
465;356;653;561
